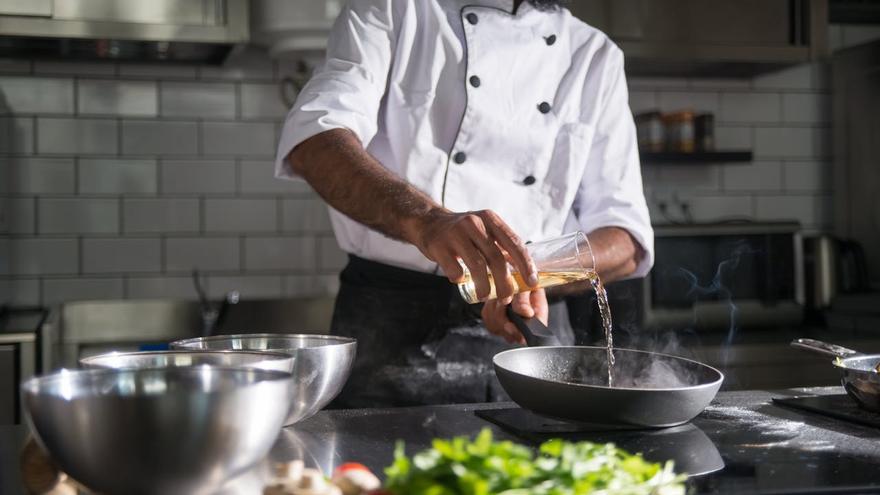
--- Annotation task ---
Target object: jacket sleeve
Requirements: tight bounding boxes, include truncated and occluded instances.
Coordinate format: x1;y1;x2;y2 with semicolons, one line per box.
275;0;398;180
572;44;654;278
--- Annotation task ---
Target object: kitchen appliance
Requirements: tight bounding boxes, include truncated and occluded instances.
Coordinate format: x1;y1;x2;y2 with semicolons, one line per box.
475;408;724;476
80;349;295;373
0;306;46;424
803;235;872;310
496;313;723;428
22;366;293;495
171;334;356;426
644;222;804;331
773;394;880;429
791;338;880;413
0;0;248;63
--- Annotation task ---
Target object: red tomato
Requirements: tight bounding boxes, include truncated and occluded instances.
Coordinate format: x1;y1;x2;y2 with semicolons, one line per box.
334;462;372;474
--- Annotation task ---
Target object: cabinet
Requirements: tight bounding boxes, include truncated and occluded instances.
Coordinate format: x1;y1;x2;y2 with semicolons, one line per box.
569;0;829;76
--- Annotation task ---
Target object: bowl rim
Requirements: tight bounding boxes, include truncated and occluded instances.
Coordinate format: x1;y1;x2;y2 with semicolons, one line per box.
21;366;293;396
79;349;295;368
170;333;357;349
493;345;724;393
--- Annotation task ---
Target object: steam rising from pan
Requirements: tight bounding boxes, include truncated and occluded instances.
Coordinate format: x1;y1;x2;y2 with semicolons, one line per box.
513;347;718;390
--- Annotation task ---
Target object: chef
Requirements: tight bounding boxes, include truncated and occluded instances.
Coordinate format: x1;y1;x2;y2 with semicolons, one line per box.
275;0;653;407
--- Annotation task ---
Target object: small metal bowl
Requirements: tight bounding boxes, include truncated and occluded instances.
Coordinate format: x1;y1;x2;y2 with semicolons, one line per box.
171;334;356;425
23;366;293;495
80;349;295;374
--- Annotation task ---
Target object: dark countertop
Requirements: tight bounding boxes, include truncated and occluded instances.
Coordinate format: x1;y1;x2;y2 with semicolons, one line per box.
3;386;880;494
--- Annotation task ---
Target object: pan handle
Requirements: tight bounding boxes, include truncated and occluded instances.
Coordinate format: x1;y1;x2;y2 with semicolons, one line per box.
790;338;861;358
505;307;561;347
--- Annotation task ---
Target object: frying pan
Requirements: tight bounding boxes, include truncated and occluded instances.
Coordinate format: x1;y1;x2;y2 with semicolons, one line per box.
790;338;880;413
494;309;724;428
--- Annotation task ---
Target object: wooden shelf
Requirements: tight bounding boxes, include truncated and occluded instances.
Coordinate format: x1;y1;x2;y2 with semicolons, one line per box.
641;151;753;164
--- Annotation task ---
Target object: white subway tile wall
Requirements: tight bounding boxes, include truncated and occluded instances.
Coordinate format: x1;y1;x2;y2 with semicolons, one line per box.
165;237;240;272
0;54;833;305
160;82;236;119
77;80;158;117
126;276;201;300
78;159;158;194
5;198;35;234
0;117;34;154
160;159;237;195
82;238;161;273
4;278;38;306
123;198;200;233
244;237;316;271
0;77;73;114
204;198;277;232
42;278;124;305
202;122;276;156
122;120;198;156
4;157;75;194
38;198;119;234
38;118;118;155
207;275;283;299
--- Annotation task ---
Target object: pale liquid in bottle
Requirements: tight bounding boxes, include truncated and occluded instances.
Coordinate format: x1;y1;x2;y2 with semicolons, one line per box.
458;268;616;386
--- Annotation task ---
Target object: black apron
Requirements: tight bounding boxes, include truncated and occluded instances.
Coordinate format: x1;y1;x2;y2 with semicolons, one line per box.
330;255;574;408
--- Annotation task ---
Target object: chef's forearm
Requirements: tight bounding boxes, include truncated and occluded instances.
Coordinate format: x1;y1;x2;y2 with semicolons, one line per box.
547;227;644;297
287;128;440;244
588;227;644;282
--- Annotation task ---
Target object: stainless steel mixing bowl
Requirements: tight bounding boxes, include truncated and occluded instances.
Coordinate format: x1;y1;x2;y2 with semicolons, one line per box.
171;334;356;425
22;367;293;495
80;349;295;373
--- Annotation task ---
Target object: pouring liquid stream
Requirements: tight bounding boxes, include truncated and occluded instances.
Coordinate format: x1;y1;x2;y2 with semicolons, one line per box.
458;268;616;386
591;275;615;387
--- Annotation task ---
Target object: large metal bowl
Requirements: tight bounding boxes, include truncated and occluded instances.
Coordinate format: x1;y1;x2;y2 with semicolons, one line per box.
171;334;356;425
22;367;293;495
80;349;295;374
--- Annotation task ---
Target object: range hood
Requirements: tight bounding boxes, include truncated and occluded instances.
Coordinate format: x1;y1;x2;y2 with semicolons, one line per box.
0;0;249;64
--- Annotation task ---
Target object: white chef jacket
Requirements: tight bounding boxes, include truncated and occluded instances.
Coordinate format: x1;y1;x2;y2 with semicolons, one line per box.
275;0;654;277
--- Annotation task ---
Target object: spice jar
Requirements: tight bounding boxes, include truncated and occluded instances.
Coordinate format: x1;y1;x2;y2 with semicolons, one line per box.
695;113;715;151
662;111;695;153
634;111;665;152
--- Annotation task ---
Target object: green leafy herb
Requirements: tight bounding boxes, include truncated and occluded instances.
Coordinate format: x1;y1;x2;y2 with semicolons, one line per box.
384;428;686;495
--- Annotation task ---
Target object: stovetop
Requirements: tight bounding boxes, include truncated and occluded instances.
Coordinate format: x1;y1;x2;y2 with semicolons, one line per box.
476;408;725;477
477;394;880;494
773;394;880;429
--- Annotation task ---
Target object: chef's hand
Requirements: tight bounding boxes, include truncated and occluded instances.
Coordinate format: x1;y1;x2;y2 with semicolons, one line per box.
481;289;548;344
410;209;537;302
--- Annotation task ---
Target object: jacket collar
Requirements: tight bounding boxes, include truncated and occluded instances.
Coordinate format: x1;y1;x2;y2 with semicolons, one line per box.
459;0;518;14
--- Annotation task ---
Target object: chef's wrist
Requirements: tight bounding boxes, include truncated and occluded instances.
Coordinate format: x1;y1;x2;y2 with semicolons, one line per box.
401;206;448;250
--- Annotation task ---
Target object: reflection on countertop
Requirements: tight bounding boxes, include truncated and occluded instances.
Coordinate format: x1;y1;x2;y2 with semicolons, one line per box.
4;387;879;495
